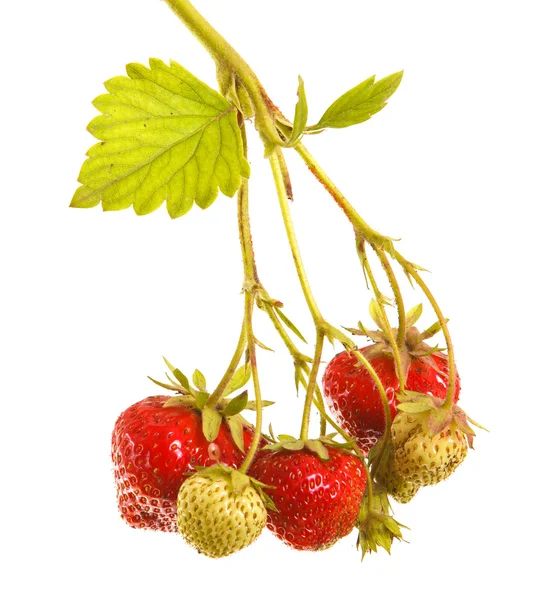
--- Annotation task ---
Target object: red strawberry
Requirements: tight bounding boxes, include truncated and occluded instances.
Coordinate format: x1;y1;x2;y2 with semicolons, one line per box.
322;349;460;453
249;446;366;551
111;395;257;532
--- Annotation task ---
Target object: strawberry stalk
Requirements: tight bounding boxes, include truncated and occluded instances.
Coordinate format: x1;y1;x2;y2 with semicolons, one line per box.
293;142;457;408
356;235;407;392
205;319;247;409
269;147;327;439
269;149;324;325
164;0;281;149
394;251;457;409
376;250;407;348
235;125;264;474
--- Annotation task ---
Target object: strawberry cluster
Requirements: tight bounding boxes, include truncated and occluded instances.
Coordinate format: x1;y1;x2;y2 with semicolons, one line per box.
111;303;482;559
71;0;484;562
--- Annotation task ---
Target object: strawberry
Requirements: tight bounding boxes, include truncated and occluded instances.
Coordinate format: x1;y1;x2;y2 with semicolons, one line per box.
391;409;469;486
322;305;460;453
111;395;257;532
374;445;420;504
250;445;366;551
176;466;268;558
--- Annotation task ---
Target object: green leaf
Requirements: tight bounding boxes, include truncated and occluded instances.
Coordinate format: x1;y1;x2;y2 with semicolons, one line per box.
226;416;245;453
223;364;251;397
222;390;249;417
192;369;207;391
202;406;223;442
286;76;308;146
275;307;307;344
313;71;403;130
71;59;250;217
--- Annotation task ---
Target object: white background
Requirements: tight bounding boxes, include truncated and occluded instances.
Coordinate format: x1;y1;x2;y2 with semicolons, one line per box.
1;0;550;597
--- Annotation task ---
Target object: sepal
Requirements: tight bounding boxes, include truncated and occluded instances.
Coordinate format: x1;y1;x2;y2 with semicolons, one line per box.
356;491;407;558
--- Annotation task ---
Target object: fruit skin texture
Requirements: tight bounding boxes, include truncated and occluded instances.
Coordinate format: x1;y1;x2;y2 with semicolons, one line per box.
111;396;256;532
391;411;468;486
177;473;267;558
375;454;419;504
322;348;461;453
249;447;367;551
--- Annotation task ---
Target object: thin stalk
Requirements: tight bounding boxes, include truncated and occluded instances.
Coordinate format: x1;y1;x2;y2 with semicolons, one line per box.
262;303;325;435
299;331;324;440
294;142;393;251
296;141;456;410
235;126;264;473
375;248;406;347
239;293;263;473
269;147;329;439
395;251;457;409
353;349;392;476
357;237;406;393
164;0;281;147
269;148;323;324
206;319;247;409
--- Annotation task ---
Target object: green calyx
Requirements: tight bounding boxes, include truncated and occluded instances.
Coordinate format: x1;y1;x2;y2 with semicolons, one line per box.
262;431;352;461
356;490;406;557
396;390;486;444
346;301;449;383
189;465;277;511
149;357;273;449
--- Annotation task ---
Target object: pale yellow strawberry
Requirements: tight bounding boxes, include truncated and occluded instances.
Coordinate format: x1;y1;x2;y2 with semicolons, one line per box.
177;466;267;558
391;411;468;486
376;453;420;503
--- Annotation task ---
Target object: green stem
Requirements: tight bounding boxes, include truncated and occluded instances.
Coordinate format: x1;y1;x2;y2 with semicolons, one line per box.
206;319;247;409
395;251;457;409
239;292;263;473
299;331;324;440
269;148;324;325
269;147;330;439
295;141;456;410
356;236;406;393
294;142;394;252
375;248;406;348
164;0;281;148
235;126;264;473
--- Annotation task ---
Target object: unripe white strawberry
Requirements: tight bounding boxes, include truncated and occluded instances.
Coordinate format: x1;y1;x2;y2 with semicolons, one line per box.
392;410;468;486
376;452;420;503
177;466;267;558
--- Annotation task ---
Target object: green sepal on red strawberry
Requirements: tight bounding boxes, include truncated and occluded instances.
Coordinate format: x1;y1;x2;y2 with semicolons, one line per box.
323;302;460;453
250;444;367;551
111;396;264;532
262;429;354;461
150;357;273;451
